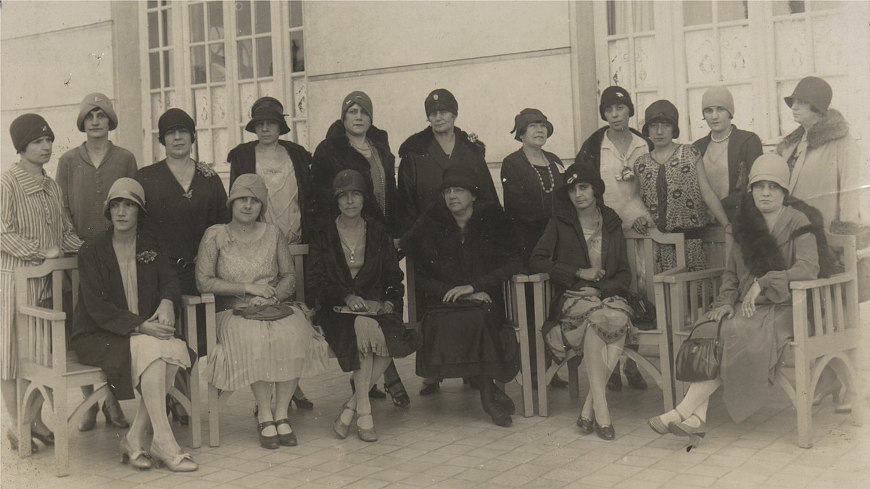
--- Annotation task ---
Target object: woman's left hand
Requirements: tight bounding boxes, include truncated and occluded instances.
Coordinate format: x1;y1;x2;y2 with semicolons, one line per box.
147;299;176;327
443;285;474;303
466;291;492;303
741;280;761;318
249;296;277;307
575;287;600;297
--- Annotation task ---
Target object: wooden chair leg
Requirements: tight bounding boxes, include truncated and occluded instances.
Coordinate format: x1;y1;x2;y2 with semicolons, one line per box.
188;360;201;448
53;385;71;477
568;355;581;400
795;361;813;449
16;379;32;458
208;384;221;447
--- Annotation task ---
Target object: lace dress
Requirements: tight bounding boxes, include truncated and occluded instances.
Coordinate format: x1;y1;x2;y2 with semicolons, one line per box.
198;224;328;391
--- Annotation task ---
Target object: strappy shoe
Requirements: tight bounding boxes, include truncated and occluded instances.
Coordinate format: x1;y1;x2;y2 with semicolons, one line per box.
668;415;706;438
356;414;378;442
257;420;280;449
275;418;298;447
384;379;411;407
576;414;594;435
332;403;356;440
149;441;197;472
648;410;682;435
120;435;152;470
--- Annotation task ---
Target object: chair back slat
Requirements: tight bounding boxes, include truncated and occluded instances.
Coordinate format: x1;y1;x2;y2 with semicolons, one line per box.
289;244;308;303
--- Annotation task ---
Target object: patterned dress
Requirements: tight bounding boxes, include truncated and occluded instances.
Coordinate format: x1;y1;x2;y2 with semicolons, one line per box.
634;144;709;271
197;223;328;391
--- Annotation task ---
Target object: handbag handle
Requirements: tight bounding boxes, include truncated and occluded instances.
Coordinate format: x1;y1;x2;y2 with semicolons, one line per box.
686;317;724;342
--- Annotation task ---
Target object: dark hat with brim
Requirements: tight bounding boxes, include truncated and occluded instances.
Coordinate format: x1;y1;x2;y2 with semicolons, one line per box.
784;76;832;114
511;108;554;142
158;108;196;145
333;169;367;197
642;99;680;139
440;164;479;195
561;161;605;198
245;97;291;135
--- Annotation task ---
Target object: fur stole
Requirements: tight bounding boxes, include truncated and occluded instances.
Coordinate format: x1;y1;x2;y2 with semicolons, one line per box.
776;109;850;154
733;192;787;277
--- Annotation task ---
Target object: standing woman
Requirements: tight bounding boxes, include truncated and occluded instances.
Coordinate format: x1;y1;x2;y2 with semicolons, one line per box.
307;170;416;442
633;100;731;271
693;86;763;221
403;165;521;426
1;114;83;451
136;108;229;423
649;155;819;442
529;162;633;440
226;96;315;408
311;92;409;406
197;174;329;449
72;178;197;471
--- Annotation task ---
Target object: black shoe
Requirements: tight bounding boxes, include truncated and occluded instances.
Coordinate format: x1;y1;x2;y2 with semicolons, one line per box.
166;398;189;426
625;370;647;390
419;382;440;396
490;386;516;415
257;421;279;449
594;420;615;441
275;418;298;447
576;415;594;435
291;394;314;410
607;370;622;392
485;402;512;427
549;375;569;389
384;380;411;407
350;378;387;399
463;377;480;389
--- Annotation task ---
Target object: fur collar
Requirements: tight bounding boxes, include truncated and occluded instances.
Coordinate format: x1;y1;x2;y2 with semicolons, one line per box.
553;193;623;234
777;109;850;153
323;119;391;150
399;126;485;158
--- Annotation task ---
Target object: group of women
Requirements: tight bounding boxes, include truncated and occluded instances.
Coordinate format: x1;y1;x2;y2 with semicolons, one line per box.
1;75;862;473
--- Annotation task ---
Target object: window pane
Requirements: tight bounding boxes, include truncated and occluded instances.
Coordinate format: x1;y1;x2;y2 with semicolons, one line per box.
149;52;160;89
190;3;205;43
162;51;172;87
208;1;223;30
255;0;271;34
607;1;654;35
684;1;712;26
289;0;303;28
148;0;157;8
161;9;171;46
236;1;252;36
209;43;226;82
237;39;254;79
148;12;158;49
256;36;273;77
773;1;805;15
718;1;748;22
290;31;304;73
633;1;654;31
191;46;206;84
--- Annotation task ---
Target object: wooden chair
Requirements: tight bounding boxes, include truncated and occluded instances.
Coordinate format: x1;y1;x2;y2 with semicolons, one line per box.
514;229;687;416
654;231;864;447
205;243;309;447
404;255;534;417
14;258;201;476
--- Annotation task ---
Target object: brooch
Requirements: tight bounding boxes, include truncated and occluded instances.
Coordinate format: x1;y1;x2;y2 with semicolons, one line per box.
467;133;478;144
136;250;158;264
195;161;217;178
614;166;636;182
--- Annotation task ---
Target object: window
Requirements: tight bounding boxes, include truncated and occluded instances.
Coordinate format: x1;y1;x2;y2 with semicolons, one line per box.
139;1;308;172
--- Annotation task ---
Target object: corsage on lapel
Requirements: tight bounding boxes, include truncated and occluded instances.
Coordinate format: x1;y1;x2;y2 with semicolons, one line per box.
136;250;158;264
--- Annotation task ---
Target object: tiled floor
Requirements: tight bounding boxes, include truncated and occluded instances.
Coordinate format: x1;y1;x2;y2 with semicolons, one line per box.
2;356;868;489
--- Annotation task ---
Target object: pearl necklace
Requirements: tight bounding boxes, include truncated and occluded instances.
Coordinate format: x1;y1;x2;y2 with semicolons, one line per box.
711;127;733;144
528;158;555;194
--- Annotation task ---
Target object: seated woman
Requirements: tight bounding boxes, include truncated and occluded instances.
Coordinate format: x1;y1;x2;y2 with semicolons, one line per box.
307;169;416;442
529;162;633;441
72;178;196;472
197;174;328;450
648;154;819;443
403;165;521;427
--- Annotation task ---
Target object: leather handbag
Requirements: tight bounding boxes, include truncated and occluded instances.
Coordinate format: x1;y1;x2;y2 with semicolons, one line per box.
675;318;724;382
233;302;296;321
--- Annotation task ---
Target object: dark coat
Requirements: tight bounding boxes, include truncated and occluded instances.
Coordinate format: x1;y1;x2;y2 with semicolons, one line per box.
311;121;397;234
227;140;315;242
397;126;500;235
529;194;631;299
693;125;763;219
575;126;652;176
402;202;521;311
71;231;186;400
306;217;409;371
500;148;566;266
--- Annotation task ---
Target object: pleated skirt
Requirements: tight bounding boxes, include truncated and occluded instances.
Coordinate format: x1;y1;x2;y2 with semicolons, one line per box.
130;335;191;390
207;306;330;391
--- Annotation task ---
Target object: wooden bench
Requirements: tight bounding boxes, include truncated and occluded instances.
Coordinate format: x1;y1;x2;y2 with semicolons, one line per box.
14;257;201;476
654;231;864;447
511;229;687;416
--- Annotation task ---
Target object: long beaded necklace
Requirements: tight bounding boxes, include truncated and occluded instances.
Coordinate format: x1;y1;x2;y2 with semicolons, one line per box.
337;218;365;264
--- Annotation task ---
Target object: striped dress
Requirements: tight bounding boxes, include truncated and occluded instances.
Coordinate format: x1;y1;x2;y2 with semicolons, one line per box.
1;164;82;379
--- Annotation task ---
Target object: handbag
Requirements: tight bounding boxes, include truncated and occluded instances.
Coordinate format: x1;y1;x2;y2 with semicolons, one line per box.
675;318;724;382
625;292;656;330
233;302;296;321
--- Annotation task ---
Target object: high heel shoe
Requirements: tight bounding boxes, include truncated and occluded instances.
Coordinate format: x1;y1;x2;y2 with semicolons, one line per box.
120;435;152;470
384;379;411;407
291;394;314;410
275;418;298;447
79;404;99;432
29;428;54;446
576;414;594;435
103;402;130;429
332;403;356;440
594;420;615;441
166;397;190;426
149;440;197;472
668;415;706;438
356;414;378;442
350;378;387;399
257;421;280;449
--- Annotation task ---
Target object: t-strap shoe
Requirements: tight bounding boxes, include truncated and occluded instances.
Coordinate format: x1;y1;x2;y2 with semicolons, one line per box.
257;420;280;449
275;418;298;446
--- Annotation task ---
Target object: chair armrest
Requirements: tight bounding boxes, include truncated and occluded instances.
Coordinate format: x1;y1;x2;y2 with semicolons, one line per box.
789;272;853;290
512;273;549;284
19;305;66;321
182;293;215;306
654;268;725;284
